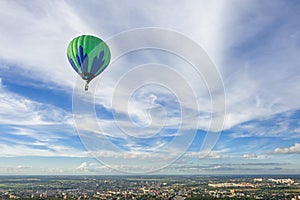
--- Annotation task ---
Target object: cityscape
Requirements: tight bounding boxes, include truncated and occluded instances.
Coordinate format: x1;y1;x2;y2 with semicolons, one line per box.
0;175;300;199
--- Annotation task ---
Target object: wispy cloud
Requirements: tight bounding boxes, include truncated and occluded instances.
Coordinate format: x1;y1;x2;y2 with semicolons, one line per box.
0;82;88;158
228;110;300;139
0;143;88;158
222;1;300;129
0;80;72;126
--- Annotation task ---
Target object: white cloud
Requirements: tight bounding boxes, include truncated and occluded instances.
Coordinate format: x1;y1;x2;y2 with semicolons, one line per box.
16;165;31;169
241;154;258;159
76;162;88;171
272;143;300;154
186;149;230;159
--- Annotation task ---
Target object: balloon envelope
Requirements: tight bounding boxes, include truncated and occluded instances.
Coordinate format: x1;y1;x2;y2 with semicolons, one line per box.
67;35;111;89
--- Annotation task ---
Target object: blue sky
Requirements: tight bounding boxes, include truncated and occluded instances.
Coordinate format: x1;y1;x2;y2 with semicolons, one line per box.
0;0;299;174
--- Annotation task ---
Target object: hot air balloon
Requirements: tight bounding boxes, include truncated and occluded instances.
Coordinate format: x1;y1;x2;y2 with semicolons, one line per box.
67;35;111;91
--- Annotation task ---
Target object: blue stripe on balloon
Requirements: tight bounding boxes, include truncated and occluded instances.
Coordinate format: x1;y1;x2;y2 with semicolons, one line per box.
99;50;104;61
90;50;105;75
94;63;108;76
67;55;79;73
81;56;89;73
75;46;88;73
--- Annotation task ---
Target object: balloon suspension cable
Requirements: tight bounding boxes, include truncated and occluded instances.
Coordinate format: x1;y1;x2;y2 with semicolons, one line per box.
85;82;89;91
